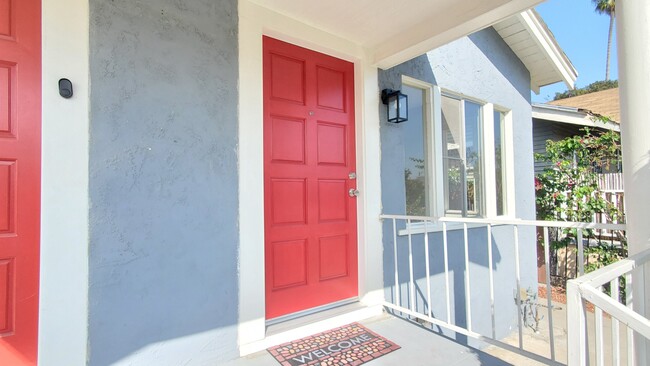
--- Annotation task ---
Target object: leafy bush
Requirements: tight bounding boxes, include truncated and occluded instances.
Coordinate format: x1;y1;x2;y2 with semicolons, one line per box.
535;125;626;284
535;125;621;222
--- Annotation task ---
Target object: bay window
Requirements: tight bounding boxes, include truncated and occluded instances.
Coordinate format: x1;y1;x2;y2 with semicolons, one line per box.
400;76;513;219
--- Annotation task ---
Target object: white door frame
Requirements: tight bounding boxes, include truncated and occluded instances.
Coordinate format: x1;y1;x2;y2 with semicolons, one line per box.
237;0;384;351
39;0;90;364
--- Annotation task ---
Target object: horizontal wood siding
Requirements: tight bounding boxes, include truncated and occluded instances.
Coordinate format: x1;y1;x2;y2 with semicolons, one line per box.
533;119;582;174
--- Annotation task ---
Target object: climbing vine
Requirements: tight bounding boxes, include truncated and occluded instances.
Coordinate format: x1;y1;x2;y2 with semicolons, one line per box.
535;125;622;222
535;124;626;282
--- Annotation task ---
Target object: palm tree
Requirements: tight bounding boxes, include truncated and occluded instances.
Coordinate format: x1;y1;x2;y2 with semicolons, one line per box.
593;0;616;80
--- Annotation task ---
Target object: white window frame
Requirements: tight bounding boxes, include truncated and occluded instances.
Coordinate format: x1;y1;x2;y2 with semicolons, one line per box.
440;91;485;217
399;79;515;235
489;107;516;218
401;76;440;217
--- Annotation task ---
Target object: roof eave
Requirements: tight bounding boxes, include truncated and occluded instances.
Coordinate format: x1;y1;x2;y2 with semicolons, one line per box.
532;104;620;131
520;9;578;93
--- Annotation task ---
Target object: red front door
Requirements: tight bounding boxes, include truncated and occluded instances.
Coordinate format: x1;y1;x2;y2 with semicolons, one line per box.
0;0;41;364
263;37;358;319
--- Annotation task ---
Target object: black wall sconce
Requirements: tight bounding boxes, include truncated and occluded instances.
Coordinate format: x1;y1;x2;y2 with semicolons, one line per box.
381;89;408;123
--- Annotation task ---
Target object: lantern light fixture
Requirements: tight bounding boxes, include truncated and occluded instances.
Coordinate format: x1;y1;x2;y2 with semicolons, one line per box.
381;89;408;123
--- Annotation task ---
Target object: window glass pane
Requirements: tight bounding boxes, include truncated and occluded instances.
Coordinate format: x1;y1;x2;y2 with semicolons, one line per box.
441;95;463;214
402;85;427;216
464;101;483;215
494;111;506;215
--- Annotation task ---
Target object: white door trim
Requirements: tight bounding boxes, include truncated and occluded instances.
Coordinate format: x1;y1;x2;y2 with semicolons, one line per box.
238;0;384;352
40;0;90;364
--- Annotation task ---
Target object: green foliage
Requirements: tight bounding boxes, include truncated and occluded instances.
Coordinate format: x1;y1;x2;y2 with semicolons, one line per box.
405;158;426;216
535;125;626;279
593;0;615;16
535;125;621;222
552;80;618;101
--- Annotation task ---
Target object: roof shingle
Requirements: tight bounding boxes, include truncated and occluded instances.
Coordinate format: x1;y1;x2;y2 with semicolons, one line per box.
548;87;620;123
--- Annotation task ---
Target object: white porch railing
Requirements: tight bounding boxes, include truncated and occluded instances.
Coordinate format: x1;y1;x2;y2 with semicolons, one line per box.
567;248;650;366
380;214;627;365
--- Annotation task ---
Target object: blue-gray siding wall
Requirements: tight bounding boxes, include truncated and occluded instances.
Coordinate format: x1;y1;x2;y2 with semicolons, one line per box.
533;118;591;174
88;1;239;364
380;27;537;344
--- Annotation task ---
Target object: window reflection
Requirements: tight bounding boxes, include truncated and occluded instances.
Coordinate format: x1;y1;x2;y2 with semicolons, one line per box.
402;85;427;216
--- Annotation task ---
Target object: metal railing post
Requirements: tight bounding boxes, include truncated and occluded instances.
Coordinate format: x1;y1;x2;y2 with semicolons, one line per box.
443;222;451;324
424;220;432;318
392;218;400;308
513;225;523;350
543;227;556;361
407;219;415;312
463;223;472;332
567;280;588;366
611;278;621;366
487;224;496;339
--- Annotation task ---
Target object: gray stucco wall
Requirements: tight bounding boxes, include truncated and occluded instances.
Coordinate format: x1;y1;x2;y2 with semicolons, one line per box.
88;1;239;364
380;27;537;345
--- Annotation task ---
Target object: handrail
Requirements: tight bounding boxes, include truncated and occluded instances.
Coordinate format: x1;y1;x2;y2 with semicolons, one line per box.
570;249;650;287
383;213;628;365
580;286;650;339
379;213;627;231
567;248;650;365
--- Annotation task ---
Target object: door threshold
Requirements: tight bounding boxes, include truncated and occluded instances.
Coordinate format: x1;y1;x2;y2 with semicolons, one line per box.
239;302;384;356
266;297;358;327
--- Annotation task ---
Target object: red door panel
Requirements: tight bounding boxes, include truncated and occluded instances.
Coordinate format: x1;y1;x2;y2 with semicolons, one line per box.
0;0;41;364
264;37;357;319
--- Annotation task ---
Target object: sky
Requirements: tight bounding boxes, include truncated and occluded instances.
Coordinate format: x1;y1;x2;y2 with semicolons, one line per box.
532;0;618;103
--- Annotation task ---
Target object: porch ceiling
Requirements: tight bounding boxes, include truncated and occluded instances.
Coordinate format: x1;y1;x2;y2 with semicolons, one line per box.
248;0;545;68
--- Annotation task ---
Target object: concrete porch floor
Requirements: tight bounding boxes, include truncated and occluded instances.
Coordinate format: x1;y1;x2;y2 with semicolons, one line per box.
226;300;629;365
484;299;630;365
226;314;527;366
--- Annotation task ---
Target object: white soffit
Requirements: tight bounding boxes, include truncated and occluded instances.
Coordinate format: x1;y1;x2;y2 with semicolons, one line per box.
494;9;578;93
532;104;619;132
247;0;545;69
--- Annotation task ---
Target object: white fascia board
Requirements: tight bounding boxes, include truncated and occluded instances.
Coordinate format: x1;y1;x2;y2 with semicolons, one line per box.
532;105;620;132
531;83;541;94
373;0;545;69
519;9;578;92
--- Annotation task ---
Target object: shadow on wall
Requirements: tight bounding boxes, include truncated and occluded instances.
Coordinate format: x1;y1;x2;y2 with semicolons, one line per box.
378;49;537;347
383;223;517;344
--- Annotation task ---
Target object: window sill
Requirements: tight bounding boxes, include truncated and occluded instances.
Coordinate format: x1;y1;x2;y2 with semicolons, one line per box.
397;216;515;236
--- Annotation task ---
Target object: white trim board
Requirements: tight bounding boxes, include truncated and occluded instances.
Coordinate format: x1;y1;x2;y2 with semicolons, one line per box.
245;0;545;70
39;0;90;364
373;0;546;68
532;104;620;132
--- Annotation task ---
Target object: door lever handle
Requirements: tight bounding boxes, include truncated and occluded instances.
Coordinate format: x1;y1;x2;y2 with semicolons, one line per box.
348;188;360;197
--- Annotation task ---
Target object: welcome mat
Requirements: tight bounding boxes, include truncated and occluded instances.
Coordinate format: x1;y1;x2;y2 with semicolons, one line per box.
267;322;400;366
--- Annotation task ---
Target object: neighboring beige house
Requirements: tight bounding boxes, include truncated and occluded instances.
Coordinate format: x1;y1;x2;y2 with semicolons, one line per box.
549;87;620;122
532;87;621;178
